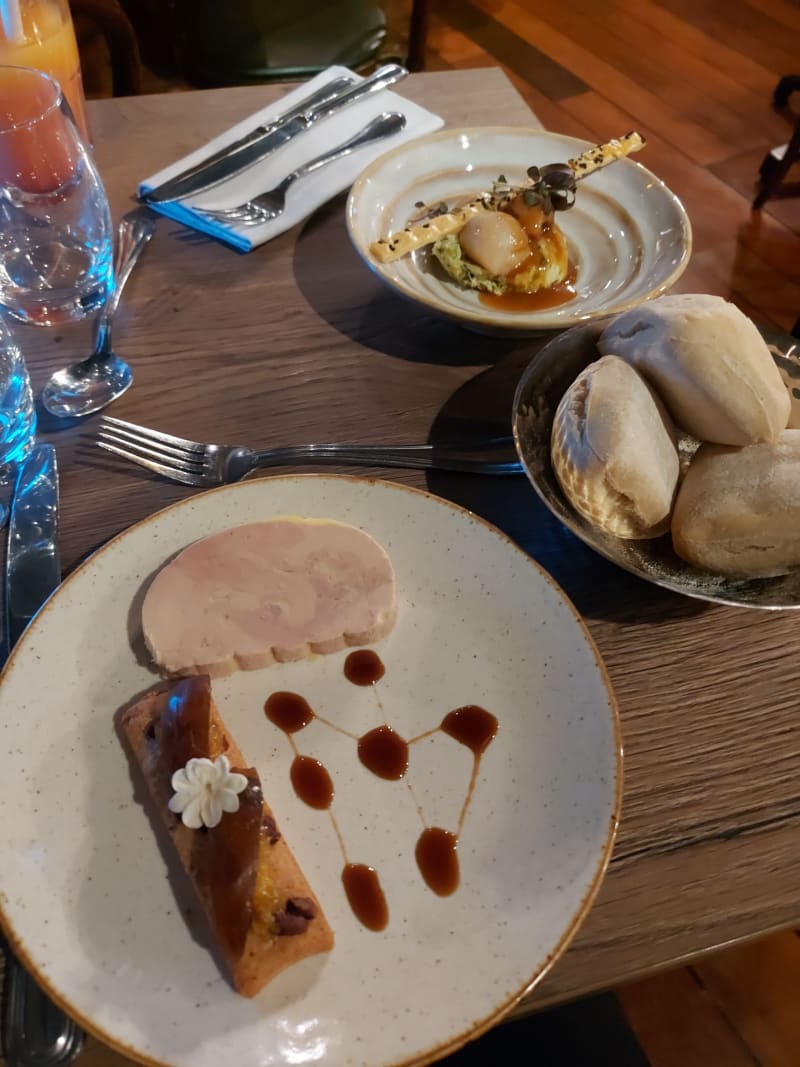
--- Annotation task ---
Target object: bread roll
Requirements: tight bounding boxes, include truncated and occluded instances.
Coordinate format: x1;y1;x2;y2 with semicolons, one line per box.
597;294;790;446
551;355;680;538
672;430;800;576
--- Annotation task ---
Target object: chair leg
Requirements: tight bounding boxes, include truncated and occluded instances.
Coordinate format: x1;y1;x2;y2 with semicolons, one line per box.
774;75;800;109
753;117;800;208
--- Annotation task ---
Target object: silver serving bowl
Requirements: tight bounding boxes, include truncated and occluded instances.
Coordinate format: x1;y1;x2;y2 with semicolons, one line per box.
512;318;800;609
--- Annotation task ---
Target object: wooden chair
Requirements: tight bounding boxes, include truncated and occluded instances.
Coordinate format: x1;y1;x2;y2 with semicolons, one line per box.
753;75;800;209
118;0;428;90
70;0;141;96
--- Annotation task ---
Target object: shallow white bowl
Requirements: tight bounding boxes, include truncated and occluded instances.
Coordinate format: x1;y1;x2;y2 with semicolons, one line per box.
347;127;692;336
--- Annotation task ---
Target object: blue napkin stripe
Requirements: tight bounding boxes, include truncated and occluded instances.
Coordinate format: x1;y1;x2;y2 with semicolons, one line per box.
138;185;253;253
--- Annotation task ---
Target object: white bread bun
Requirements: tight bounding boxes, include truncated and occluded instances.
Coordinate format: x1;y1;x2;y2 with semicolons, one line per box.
597;294;790;446
551;355;680;538
672;430;800;576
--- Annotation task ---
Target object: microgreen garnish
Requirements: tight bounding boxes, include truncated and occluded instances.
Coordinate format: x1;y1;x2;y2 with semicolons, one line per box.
492;162;577;215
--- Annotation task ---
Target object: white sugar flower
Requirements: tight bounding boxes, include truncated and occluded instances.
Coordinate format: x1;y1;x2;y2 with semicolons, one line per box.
168;754;248;829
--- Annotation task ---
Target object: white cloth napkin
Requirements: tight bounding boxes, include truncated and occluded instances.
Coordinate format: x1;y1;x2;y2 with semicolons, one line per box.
138;66;443;253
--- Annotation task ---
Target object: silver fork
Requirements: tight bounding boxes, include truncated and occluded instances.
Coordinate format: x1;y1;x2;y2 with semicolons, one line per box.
95;416;522;484
199;111;407;227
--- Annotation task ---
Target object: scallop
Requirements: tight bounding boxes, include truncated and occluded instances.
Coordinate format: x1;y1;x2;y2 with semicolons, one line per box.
458;211;529;276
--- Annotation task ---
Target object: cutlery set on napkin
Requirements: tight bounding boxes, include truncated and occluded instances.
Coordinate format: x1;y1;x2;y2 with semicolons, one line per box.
138;63;443;252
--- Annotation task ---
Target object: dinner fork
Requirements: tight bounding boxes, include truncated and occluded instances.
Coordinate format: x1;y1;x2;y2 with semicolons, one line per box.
199;111;407;227
95;416;522;485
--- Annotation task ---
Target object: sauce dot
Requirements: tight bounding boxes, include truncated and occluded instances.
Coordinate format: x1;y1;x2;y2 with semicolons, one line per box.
415;827;459;896
358;725;409;780
342;863;389;931
344;649;385;686
440;705;498;755
264;692;314;733
290;755;334;810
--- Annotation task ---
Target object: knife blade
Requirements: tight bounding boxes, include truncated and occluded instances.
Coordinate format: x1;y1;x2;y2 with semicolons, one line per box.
141;62;408;204
1;443;84;1067
138;73;355;207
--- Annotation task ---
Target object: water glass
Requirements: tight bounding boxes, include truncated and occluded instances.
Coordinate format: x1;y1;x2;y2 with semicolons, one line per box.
0;314;35;481
0;64;112;326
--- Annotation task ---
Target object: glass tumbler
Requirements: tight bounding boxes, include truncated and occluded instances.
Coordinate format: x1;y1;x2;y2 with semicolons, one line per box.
0;314;35;481
0;64;112;326
0;0;90;142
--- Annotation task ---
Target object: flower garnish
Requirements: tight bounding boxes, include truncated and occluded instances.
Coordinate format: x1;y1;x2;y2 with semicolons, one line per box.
168;754;248;829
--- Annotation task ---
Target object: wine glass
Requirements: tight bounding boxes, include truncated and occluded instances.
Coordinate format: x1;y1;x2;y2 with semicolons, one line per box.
0;64;112;326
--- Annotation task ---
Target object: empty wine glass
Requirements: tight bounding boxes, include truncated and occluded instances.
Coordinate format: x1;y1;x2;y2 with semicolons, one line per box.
0;64;112;326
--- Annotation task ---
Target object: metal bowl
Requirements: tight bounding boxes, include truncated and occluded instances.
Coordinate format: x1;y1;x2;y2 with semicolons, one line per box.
511;318;800;609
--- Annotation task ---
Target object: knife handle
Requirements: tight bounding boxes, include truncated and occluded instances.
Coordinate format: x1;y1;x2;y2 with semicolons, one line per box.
2;940;84;1067
306;63;408;125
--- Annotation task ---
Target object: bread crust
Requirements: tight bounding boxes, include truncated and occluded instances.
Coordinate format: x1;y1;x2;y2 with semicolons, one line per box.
119;680;334;996
597;294;790;446
672;430;800;576
551;355;680;538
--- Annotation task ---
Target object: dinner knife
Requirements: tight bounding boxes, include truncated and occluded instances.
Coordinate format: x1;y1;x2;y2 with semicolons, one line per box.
2;444;85;1067
141;62;408;204
138;72;355;206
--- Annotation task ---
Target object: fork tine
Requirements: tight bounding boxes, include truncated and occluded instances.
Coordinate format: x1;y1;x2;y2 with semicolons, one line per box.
97;430;206;474
198;207;246;224
100;416;205;453
96;440;204;486
98;425;202;464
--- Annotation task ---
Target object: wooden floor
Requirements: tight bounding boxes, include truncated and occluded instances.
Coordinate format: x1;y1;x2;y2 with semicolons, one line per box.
69;1;800;1065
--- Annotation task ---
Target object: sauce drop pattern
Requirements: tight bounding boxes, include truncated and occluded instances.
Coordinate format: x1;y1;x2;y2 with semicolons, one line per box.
264;651;498;929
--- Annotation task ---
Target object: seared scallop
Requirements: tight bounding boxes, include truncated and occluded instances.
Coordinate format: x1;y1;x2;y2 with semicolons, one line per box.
458;211;529;276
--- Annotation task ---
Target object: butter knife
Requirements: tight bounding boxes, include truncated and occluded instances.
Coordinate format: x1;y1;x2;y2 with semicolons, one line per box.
141;62;408;204
2;444;85;1067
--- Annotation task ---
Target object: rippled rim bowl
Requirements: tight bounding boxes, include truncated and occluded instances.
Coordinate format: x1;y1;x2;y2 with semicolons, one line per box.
347;126;693;335
511;319;800;609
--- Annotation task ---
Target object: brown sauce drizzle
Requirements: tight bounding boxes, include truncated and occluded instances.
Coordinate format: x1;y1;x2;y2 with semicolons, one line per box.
415;827;459;897
264;653;498;930
344;649;385;686
341;863;389;931
441;705;498;756
290;754;334;810
479;262;578;312
264;691;314;732
358;725;409;780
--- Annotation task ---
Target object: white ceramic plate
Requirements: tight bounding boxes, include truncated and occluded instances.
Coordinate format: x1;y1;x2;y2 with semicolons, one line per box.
0;476;621;1067
347;127;692;336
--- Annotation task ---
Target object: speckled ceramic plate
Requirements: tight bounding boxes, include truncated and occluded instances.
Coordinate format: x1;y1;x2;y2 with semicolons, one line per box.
513;321;800;609
0;475;621;1067
346;127;691;337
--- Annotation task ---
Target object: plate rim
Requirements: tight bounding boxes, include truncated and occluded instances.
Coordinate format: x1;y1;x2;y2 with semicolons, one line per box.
346;125;693;333
0;472;624;1067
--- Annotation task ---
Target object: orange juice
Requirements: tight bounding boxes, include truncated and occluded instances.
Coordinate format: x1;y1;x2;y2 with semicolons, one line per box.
0;65;78;192
0;0;88;141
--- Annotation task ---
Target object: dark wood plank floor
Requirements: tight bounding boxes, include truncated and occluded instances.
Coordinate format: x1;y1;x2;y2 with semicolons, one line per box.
70;2;800;1064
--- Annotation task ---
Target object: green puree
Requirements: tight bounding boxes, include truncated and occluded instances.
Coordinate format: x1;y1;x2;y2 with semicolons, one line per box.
431;233;507;295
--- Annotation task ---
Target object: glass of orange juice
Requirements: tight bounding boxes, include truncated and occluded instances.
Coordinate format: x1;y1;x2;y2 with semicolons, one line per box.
0;0;88;141
0;65;112;325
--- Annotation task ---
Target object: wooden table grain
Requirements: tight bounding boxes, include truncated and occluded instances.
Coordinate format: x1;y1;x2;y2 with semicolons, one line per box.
8;68;800;1061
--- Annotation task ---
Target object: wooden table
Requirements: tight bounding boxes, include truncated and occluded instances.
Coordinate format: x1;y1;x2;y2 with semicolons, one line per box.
10;67;800;1060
